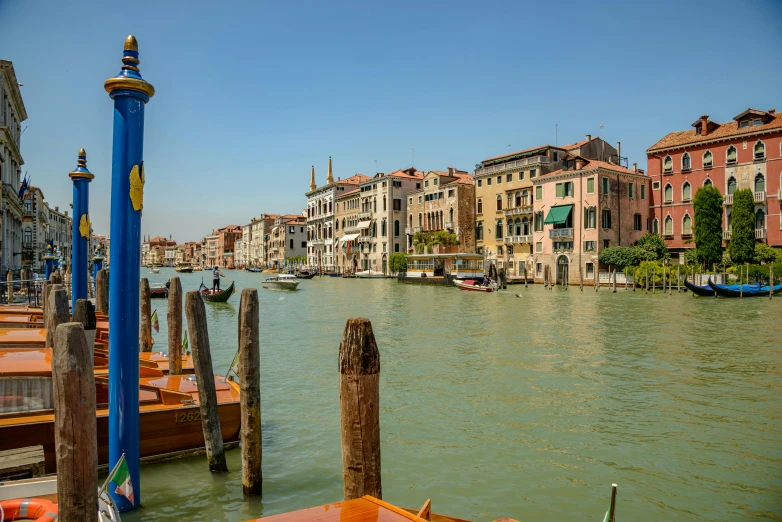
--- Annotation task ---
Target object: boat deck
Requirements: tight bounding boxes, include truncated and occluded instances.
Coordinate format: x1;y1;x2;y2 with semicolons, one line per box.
249;496;446;522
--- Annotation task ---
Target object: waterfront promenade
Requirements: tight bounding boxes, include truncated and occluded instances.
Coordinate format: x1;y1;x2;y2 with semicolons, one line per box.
122;269;782;521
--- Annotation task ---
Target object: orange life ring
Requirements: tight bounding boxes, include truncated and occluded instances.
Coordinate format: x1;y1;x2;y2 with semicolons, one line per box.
0;497;59;521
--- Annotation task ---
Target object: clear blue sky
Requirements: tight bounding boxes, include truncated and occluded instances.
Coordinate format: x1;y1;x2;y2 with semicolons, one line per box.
1;0;780;242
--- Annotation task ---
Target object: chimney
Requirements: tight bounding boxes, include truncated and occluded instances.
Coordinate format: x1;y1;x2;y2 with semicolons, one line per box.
586;134;591;142
701;115;709;136
633;162;637;172
617;142;621;165
575;158;585;170
770;108;776;114
55;206;59;211
448;167;455;175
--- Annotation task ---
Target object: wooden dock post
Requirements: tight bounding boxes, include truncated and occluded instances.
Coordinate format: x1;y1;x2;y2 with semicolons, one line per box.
73;298;97;353
652;268;656;294
238;288;262;495
46;286;69;349
185;290;228;472
608;483;618;522
96;268;109;314
645;266;649;294
739;265;743;298
579;264;583;291
52;322;98;522
523;264;528;289
339;318;381;501
6;269;12;304
770;264;774;301
140;278;153;352
677;265;681;293
168;277;183;375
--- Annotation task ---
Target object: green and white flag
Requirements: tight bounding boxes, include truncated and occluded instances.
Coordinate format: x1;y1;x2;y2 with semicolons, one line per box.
602;506;610;522
108;454;134;504
230;351;240;375
182;331;189;355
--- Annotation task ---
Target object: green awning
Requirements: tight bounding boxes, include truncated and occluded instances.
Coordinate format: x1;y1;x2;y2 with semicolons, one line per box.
543;204;573;225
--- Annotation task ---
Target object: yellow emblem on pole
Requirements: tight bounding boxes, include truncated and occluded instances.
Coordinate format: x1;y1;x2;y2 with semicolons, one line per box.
129;162;145;211
79;213;91;238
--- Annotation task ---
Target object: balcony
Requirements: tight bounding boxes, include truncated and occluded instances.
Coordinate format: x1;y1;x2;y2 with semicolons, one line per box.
549;228;573;239
444;221;454;229
662;169;673;176
723;194;733;205
504;235;532;244
311;238;325;246
357;235;372;243
754;191;765;203
504;205;533;217
475;155;550;177
756;228;766;240
409;227;422;234
723;230;731;240
358;211;372;220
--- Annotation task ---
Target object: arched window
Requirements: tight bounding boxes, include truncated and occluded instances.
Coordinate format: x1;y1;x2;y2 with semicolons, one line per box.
726;210;732;229
496;194;502;211
418;213;422;227
664;183;673;203
522;216;530;235
534;212;543;231
507;193;513;209
754;141;765;160
476;221;483;241
727;176;737;195
704;178;713;187
652;218;659;234
522;190;529;205
496;220;503;239
514;218;521;236
664;216;673;236
756;209;765;230
727;145;737;164
409;215;413;229
383;195;387;211
682;152;691;170
663;155;672;173
682;214;692;235
515;191;521;207
381;221;387;237
507;220;513;237
755;173;765;193
477;199;483;214
449;208;454;224
371;222;377;237
703;150;713;168
682;182;691;201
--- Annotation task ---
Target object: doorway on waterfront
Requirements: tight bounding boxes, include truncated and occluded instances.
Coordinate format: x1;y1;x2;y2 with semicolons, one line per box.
556;255;569;285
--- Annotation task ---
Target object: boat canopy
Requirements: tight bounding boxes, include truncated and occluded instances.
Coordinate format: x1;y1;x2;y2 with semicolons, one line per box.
543;204;573;225
356;221;371;229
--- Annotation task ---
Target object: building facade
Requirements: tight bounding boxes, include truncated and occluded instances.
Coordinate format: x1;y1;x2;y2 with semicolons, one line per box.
268;214;307;268
474;137;617;277
0;60;28;273
334;188;361;272
21;187;48;271
46;204;71;270
142;236;176;266
647;108;782;258
531;156;650;285
406;168;474;253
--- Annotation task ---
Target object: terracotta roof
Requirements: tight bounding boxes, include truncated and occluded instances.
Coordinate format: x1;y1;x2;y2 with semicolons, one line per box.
337;174;371;185
482;144;558;164
540;159;642;178
336;188;360;199
647;109;782;152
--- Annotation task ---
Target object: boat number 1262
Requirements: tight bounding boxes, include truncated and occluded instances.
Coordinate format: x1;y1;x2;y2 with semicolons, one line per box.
174;411;201;424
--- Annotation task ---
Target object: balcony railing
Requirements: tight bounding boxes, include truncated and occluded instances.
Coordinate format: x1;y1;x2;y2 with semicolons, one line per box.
723;194;733;205
756;228;766;239
549;228;573;239
357;211;372;220
410;227;422;234
475;155;550;177
444;221;454;229
310;238;325;246
754;191;765;203
723;230;731;240
504;235;532;244
357;235;372;243
504;205;533;217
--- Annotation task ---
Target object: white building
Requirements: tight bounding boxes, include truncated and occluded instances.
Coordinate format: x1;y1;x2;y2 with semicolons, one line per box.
46;204;71;270
0;60;28;273
22;186;48;272
305;157;368;270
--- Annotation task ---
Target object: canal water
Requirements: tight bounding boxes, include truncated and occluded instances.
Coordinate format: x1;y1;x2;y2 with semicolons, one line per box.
123;269;781;521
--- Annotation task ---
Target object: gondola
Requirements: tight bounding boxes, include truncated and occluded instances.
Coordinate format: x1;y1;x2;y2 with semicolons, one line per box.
708;278;782;298
245;267;262;273
295;270;316;279
683;277;743;297
198;280;236;302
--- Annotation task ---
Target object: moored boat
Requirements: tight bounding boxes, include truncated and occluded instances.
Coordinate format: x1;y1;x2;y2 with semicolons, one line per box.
175;263;194;273
199;280;235;302
355;270;384;279
150;266;160;274
0;476;121;522
454;279;496;292
150;284;168;298
262;274;300;291
245;267;262;273
683;277;716;296
192;265;203;272
708;278;782;298
295;270;316;279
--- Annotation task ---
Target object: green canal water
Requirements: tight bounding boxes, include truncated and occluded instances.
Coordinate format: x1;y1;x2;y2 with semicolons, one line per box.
123;269;781;521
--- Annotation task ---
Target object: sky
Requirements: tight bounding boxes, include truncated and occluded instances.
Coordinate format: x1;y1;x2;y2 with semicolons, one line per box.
1;0;781;242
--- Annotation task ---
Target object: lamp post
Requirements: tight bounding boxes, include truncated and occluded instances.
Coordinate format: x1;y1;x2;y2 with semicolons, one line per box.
69;148;94;310
105;35;154;511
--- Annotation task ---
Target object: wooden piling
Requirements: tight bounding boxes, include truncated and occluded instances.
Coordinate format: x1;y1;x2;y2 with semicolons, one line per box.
52;322;98;522
167;277;184;375
73;298;97;353
652;268;656;294
677;265;681;293
6;270;12;304
238;288;262;495
339;317;381;501
579;264;583;291
45;286;69;349
140;278;153;352
739;265;743;298
608;483;618;522
185;291;228;472
770;264;774;301
96;268;109;314
645;266;649;294
523;265;528;289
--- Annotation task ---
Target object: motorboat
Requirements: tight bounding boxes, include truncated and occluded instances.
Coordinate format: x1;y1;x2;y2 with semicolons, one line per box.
355;270;385;279
0;476;121;522
261;274;300;291
175;263;194;273
150;284;168;298
150;266;160;274
454;279;497;292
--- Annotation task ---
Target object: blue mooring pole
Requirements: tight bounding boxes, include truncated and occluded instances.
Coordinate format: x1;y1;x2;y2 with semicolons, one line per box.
43;250;56;280
93;252;104;295
105;34;154;512
69;148;93;311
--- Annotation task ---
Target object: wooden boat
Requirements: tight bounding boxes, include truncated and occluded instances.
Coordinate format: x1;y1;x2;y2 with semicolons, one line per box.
454;279;495;292
0;476;121;522
683;277;716;296
262;274;300;291
261;268;277;274
708;278;782;298
192;265;203;272
199;280;235;302
150;284;168;298
296;270;316;279
175;263;194;273
245;267;262;273
0;347;241;474
0;313;42;328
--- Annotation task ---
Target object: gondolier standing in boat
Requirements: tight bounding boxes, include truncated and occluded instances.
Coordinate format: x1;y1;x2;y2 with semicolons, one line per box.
213;266;225;292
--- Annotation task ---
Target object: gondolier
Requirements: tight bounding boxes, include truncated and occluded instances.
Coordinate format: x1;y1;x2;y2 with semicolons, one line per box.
213;266;225;292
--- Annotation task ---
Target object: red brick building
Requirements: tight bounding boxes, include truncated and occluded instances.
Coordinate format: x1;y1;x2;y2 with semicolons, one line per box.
647;107;782;260
216;225;242;268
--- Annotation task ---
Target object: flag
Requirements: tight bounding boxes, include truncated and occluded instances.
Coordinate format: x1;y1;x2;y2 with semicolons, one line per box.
151;309;159;332
108;454;134;504
602;506;610;522
230;351;240;375
182;331;189;355
18;173;30;200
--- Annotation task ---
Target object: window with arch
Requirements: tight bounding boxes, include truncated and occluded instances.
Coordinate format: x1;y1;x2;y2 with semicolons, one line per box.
476;221;483;240
383;195;387;211
727;176;737;195
507;193;513;209
664;183;673;203
703;150;713;168
727;145;737;164
583;206;596;229
755;173;765;193
682;152;691;170
754;141;765;160
394;220;400;237
515;191;522;207
703;178;713;187
449;208;454;224
664;216;673;236
409;215;413;229
496;194;502;211
335;220;340;232
652;218;659;234
507;220;513;237
663;155;673;173
381;221;387;237
522;216;530;235
522;190;530;205
682;214;692;235
726;210;732;229
682;181;692;201
418;213;422;227
496;220;503;239
477;198;483;214
534;212;544;232
756;209;765;230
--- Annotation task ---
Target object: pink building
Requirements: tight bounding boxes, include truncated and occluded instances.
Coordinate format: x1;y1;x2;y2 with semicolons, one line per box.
531;155;650;285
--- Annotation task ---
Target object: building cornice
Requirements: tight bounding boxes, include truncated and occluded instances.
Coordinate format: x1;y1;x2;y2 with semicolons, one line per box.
0;61;28;121
531;167;648;184
0;127;24;164
646;126;782;154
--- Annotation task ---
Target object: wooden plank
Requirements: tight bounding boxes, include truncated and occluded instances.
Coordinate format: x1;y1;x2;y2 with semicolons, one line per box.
0;445;45;478
416;499;431;521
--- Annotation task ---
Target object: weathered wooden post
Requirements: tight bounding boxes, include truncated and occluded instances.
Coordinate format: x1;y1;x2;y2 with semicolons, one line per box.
770;264;774;301
53;322;98;522
96;268;109;314
167;277;183;375
185;291;228;472
739;265;743;298
238;288;262;495
6;269;13;304
609;483;618;522
523;264;528;289
139;278;153;352
41;281;49;325
46;286;69;349
645;266;649;295
73;298;97;354
579;264;583;291
677;265;681;293
339;318;381;501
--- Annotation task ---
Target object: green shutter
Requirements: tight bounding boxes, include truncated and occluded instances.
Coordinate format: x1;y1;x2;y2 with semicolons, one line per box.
587;178;594;194
536;186;542;200
556;183;564;198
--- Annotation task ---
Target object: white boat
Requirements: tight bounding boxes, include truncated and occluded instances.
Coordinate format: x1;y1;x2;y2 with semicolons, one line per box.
150;266;160;273
261;273;300;291
355;270;385;279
